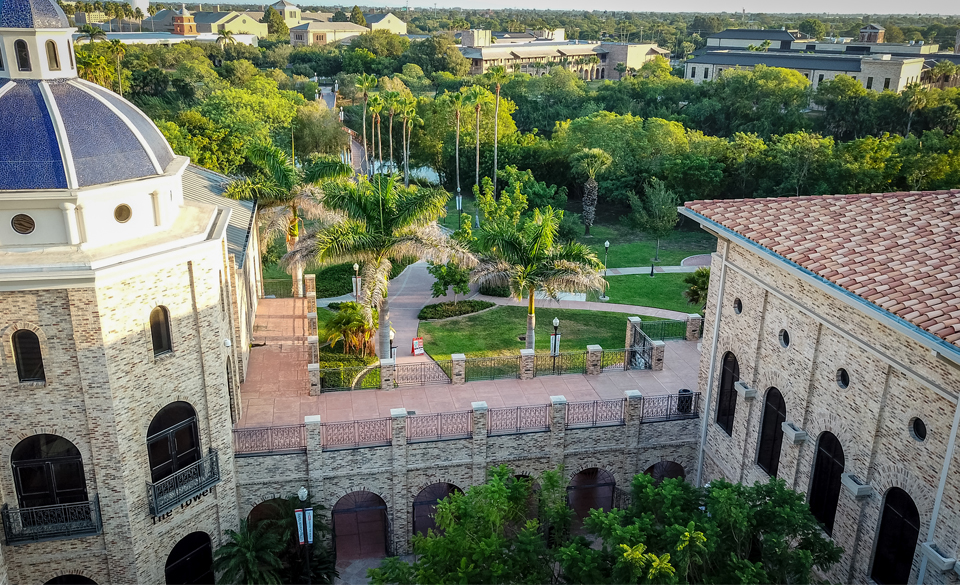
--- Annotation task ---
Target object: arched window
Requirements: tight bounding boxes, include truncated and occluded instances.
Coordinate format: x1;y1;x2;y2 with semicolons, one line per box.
15;39;31;71
45;576;97;585
809;431;845;535
715;352;739;435
756;387;787;477
13;329;45;383
12;434;88;508
150;306;172;356
165;531;214;584
871;487;921;584
45;40;60;71
147;402;200;483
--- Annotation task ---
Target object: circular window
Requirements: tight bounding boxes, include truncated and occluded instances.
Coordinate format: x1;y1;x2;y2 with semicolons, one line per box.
779;329;791;348
114;204;132;223
911;418;927;442
11;214;35;235
837;368;850;389
733;298;743;314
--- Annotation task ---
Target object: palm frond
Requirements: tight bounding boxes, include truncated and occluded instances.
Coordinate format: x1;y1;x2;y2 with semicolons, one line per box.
472;258;526;301
393;185;450;231
358;258;392;316
248;143;298;193
257;207;293;244
302;154;353;184
284;218;379;269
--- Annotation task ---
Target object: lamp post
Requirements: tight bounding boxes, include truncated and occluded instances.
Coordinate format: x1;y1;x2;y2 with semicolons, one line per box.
599;240;610;301
389;329;396;359
353;263;360;301
456;191;462;230
296;486;312;585
552;317;560;373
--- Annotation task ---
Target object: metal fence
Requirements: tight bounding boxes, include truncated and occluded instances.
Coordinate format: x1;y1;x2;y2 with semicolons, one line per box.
233;425;306;455
629;323;653;370
395;360;453;387
640;392;701;422
600;348;628;372
639;319;688;341
147;450;221;516
1;496;103;545
487;405;551;435
261;279;295;299
464;356;520;382
566;399;626;428
321;418;392;449
317;365;381;392
407;411;473;442
533;351;586;376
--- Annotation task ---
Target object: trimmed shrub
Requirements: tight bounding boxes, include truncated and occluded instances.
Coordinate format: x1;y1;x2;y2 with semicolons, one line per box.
418;300;495;320
479;283;511;297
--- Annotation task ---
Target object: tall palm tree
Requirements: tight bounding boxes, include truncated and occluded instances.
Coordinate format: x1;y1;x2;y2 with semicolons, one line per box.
107;38;125;97
226;146;352;297
76;23;107;43
217;29;236;47
355;73;378;175
438;91;467;208
571;148;612;236
399;97;421;187
473;207;606;350
465;85;493;189
287;174;474;357
381;90;400;172
368;93;385;173
486;65;509;195
147;4;158;31
901;82;928;136
134;7;143;31
213;520;285;585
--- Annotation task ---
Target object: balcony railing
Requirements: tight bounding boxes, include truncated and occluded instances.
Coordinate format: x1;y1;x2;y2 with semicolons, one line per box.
147;450;221;516
2;496;103;545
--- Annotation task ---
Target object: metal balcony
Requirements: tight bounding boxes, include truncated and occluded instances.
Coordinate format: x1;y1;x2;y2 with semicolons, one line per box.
147;450;221;516
2;495;103;545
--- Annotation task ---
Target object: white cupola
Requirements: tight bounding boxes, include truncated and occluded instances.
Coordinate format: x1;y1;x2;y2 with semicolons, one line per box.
0;0;77;81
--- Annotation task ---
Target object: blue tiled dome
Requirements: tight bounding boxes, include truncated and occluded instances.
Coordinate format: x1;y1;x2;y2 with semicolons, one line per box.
0;78;176;190
0;0;69;28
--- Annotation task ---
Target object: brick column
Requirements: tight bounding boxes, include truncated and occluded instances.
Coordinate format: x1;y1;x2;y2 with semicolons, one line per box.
304;274;317;298
549;395;567;469
308;335;319;363
626;316;641;349
308;363;320;396
624;390;642;450
389;408;409;554
519;348;535;380
685;314;703;341
380;358;396;390
293;268;304;298
452;353;466;385
651;340;665;371
586;345;602;375
304;414;324;502
471;402;488;485
307;312;318;335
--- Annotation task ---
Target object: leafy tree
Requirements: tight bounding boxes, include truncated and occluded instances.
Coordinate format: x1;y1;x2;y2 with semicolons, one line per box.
571;148;612;236
261;6;288;36
157;110;245;174
293;101;349;158
287;174;473;357
349;5;366;26
350;29;410;58
683;267;710;310
129;67;168;97
761;131;835;197
213;519;285;585
427;260;472;306
220;59;258;86
798;18;827;40
626;178;678;262
813;74;872;141
497;165;567;211
403;34;470;77
331;9;348;22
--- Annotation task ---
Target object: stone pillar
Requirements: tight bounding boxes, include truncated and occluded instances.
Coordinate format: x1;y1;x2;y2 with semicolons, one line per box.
548;395;567;469
626;316;642;349
471;402;488;485
308;335;319;363
452;353;466;385
304;274;317;298
624;390;642;449
307;311;318;335
308;363;320;396
586;344;602;375
389;408;409;554
380;358;396;390
651;340;665;371
519;348;535;380
304;415;324;504
685;314;703;341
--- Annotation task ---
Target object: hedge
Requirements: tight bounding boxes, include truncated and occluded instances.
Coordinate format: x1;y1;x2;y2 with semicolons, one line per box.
479;283;511;298
418;300;495;320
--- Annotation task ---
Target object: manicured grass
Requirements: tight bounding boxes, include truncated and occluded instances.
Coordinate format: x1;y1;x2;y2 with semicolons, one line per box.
580;223;715;268
439;192;479;230
419;305;661;359
263;258;416;298
588;273;698;313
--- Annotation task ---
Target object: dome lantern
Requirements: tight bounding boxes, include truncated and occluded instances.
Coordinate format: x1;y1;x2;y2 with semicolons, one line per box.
0;0;77;82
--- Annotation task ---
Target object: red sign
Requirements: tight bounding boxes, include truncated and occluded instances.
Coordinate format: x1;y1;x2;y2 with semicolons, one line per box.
412;337;424;355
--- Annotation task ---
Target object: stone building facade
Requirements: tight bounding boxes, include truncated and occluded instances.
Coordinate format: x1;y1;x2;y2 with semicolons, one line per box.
682;191;960;585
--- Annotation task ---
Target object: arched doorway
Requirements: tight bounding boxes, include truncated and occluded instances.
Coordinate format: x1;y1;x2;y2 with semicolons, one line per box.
147;401;200;483
45;577;97;585
645;461;685;483
247;497;286;529
165;531;214;585
12;434;88;508
716;352;739;435
756;387;787;477
809;432;845;536
871;487;921;584
413;483;462;536
567;468;615;526
332;491;388;560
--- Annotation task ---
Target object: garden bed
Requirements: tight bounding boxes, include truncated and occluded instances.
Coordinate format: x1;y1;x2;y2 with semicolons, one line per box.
418;300;495;320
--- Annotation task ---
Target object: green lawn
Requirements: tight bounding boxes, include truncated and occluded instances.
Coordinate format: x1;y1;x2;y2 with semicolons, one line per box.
587;273;698;313
419;305;660;359
439;192;479;230
579;223;716;268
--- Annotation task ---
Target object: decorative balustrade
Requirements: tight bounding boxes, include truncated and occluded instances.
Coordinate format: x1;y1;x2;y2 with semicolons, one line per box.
147;450;221;516
638;319;689;341
487;405;551;435
1;496;103;545
395;360;453;387
407;411;472;442
600;349;627;372
320;418;392;450
317;365;381;392
640;392;701;422
566;399;626;428
464;356;521;381
233;425;306;455
533;351;586;376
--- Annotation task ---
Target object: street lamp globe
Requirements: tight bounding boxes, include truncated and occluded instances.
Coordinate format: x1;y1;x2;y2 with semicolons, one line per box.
353;263;359;272
390;329;395;341
297;486;308;502
553;317;559;328
604;240;610;250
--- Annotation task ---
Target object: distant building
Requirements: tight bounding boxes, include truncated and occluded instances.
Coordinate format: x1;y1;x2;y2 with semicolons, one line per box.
289;20;368;46
706;28;804;51
270;0;302;28
363;12;406;35
859;23;885;43
73;30;260;46
301;11;333;22
172;4;196;36
143;8;266;37
684;51;924;93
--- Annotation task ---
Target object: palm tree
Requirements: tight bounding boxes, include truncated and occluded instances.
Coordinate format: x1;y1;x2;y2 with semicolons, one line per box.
399;97;421;187
213;520;285;585
321;301;376;356
682;267;710;312
147;4;158;31
571;148;612;236
76;23;107;43
217;29;236;47
134;7;143;31
486;65;509;195
287;174;474;357
107;38;125;97
438;91;467;208
355;73;378;175
901;82;928;136
226;146;352;297
472;206;606;350
465;85;493;189
368;93;385;173
381;90;400;172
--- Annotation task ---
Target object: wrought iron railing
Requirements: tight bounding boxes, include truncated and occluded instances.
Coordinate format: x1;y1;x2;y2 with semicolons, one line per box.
613;486;632;511
600;348;627;372
629;323;653;370
395;360;453;387
317;365;381;392
321;418;392;449
488;405;551;435
464;356;521;381
533;351;586;376
147;450;221;516
2;496;102;545
233;425;306;455
407;411;472;442
566;399;626;428
639;319;688;341
261;278;295;299
640;392;701;422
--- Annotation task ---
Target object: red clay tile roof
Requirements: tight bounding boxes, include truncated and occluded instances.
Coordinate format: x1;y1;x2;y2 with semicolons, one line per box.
685;190;960;348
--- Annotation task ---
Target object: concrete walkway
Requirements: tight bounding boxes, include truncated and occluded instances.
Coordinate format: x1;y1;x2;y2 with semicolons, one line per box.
466;293;692;320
